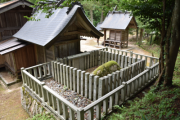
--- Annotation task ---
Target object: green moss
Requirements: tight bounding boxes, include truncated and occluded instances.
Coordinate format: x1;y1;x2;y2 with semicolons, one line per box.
93;61;121;77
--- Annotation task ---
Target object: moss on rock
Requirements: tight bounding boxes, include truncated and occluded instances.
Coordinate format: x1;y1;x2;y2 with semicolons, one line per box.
92;61;121;77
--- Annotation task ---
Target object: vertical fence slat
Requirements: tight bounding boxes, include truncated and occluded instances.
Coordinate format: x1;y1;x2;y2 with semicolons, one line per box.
85;73;90;98
89;74;94;100
57;99;63;115
73;68;77;92
77;70;81;94
62;103;69;119
69;108;75;120
93;76;99;101
98;77;105;98
88;107;94;120
96;103;102;119
60;64;63;84
66;66;70;88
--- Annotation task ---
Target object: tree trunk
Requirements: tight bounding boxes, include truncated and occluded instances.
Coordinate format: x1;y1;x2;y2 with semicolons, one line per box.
90;10;93;24
139;29;144;45
155;0;166;86
101;11;104;23
136;27;139;42
164;0;180;86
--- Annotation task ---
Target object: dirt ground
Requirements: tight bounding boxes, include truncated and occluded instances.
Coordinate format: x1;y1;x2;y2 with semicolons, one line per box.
0;37;152;120
0;81;29;120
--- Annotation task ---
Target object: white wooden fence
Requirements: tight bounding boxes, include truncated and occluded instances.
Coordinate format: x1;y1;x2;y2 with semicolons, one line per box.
50;59;145;101
21;48;159;120
102;47;159;67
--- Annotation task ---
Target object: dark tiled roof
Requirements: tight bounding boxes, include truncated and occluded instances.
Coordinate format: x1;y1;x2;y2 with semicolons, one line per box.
100;11;133;30
0;0;33;13
0;0;18;8
14;5;103;46
0;38;28;55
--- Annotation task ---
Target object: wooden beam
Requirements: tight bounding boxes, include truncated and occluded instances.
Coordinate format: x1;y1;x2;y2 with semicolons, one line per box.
2;36;12;40
54;39;80;45
7;10;32;13
63;30;90;36
104;29;106;46
64;31;79;36
0;27;21;32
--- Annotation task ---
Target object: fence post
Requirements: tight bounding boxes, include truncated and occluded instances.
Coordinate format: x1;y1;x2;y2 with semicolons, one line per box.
21;67;25;85
77;108;84;120
41;82;46;102
130;51;133;57
106;46;108;51
51;61;55;78
99;77;105;98
121;82;127;103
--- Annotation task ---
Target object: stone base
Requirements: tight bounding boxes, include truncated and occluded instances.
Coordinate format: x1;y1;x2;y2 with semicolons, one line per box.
21;86;59;119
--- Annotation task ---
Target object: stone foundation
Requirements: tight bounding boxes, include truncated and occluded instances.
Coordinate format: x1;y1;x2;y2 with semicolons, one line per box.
21;86;59;119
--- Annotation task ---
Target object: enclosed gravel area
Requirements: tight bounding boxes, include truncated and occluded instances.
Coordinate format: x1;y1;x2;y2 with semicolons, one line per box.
45;79;92;108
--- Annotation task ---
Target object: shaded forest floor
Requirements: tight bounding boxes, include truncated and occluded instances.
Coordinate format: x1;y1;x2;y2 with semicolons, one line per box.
104;42;180;120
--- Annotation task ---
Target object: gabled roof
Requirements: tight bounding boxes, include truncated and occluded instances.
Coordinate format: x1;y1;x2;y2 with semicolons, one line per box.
0;38;29;55
100;11;137;30
13;5;103;47
0;0;33;14
96;22;103;31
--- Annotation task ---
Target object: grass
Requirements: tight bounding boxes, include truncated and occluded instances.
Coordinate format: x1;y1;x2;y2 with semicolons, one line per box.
27;113;56;120
103;42;180;120
104;85;180;120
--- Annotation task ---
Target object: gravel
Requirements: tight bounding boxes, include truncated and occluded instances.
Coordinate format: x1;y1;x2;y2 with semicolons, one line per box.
45;79;92;108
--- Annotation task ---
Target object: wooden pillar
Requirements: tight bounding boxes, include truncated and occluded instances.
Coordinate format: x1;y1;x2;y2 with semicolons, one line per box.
127;28;129;48
97;38;99;46
104;29;106;46
0;32;2;41
136;27;139;42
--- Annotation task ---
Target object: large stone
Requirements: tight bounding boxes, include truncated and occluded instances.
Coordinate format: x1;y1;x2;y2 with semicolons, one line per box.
30;100;36;114
92;61;121;77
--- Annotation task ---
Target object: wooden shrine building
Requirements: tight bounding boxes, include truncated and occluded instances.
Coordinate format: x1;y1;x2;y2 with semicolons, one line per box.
0;3;103;75
100;11;138;48
0;0;33;70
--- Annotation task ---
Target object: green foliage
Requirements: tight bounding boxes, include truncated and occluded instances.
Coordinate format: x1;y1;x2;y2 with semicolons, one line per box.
93;61;121;77
0;0;12;3
120;0;174;31
106;86;180;120
27;113;56;120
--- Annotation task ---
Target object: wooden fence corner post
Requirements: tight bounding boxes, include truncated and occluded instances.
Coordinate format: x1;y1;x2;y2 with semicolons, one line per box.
40;82;46;102
130;51;133;58
21;67;25;85
77;108;84;120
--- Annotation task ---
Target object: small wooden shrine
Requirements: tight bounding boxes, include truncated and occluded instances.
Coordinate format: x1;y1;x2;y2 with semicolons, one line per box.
100;11;138;48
